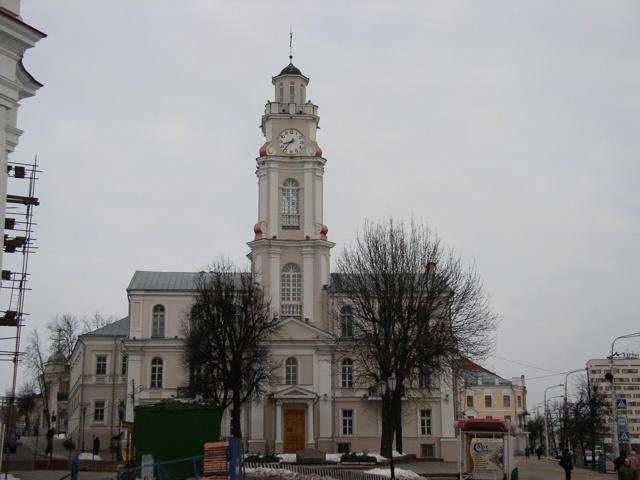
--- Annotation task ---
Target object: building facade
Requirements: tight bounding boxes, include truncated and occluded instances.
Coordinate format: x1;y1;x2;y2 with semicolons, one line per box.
67;318;129;452
121;61;458;460
587;355;640;449
459;360;528;451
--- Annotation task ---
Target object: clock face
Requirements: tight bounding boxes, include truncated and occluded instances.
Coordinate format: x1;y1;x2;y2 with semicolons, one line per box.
278;129;305;155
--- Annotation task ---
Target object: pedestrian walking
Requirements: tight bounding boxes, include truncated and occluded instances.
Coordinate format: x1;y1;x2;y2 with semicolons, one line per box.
536;445;542;460
559;449;573;480
44;427;54;457
619;458;639;480
93;435;100;456
525;446;530;459
617;451;629;478
630;449;640;471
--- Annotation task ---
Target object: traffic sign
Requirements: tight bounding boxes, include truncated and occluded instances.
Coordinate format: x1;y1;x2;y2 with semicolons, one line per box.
619;431;630;442
618;416;628;427
617;398;628;409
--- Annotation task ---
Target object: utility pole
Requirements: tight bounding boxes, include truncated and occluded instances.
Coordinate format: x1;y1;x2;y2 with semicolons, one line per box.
544;384;563;458
608;332;640;458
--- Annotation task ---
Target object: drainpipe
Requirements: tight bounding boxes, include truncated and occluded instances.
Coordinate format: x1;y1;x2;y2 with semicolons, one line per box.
110;337;118;453
79;338;86;451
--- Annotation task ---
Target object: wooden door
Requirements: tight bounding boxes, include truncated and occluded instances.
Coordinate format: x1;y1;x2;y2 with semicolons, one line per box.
283;409;306;453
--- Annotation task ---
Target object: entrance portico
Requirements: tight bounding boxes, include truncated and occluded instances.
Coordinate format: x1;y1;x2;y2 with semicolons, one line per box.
273;386;318;452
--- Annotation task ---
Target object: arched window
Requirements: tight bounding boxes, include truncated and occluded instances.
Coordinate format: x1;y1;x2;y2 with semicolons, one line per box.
341;358;354;388
152;305;165;338
289;81;295;104
282;178;300;227
285;357;298;385
300;84;305;104
340;306;354;338
150;357;164;388
279;82;284;103
281;263;302;318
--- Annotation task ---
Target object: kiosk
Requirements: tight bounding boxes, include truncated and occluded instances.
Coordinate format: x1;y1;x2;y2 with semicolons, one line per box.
455;419;517;480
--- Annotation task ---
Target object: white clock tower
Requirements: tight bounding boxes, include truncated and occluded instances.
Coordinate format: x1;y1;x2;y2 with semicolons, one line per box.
248;59;334;329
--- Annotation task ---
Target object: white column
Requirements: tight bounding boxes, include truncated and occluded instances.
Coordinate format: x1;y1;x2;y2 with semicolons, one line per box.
269;248;281;314
317;352;333;441
258;169;268;224
307;402;315;448
275;401;283;449
267;165;279;237
303;165;314;237
302;248;314;321
125;353;142;421
250;399;265;442
314;169;324;228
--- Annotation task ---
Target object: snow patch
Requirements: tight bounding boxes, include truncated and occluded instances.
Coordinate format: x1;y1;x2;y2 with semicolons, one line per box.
277;453;297;463
54;433;66;440
3;475;20;480
247;467;337;480
325;453;342;462
77;452;103;461
365;468;427;480
368;451;403;463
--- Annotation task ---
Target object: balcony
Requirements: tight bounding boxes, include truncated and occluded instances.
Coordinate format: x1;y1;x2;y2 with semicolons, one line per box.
282;214;300;228
264;101;318;116
281;303;302;319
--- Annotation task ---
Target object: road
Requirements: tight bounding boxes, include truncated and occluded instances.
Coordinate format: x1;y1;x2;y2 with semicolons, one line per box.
519;457;614;479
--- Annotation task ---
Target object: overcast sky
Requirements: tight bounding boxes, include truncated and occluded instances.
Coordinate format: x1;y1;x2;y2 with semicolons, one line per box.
4;0;639;408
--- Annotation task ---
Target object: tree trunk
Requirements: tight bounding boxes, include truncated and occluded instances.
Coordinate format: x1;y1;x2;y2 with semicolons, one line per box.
380;393;395;458
394;394;403;454
231;389;242;439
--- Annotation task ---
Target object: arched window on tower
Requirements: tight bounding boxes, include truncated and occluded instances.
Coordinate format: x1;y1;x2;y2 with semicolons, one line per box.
281;263;302;319
340;306;354;338
279;82;284;103
289;81;295;104
152;305;165;338
285;357;298;385
341;358;354;388
150;357;164;388
300;84;305;104
282;178;300;227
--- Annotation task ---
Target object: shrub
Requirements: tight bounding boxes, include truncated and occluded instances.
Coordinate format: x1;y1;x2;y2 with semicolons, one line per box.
340;453;377;463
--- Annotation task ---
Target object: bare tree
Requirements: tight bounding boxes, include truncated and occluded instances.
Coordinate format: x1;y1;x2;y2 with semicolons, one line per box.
46;314;80;361
16;380;38;432
81;311;118;334
333;218;498;457
23;329;50;427
181;259;281;438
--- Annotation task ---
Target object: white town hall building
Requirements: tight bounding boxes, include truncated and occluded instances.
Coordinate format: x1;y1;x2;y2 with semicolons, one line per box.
72;59;458;461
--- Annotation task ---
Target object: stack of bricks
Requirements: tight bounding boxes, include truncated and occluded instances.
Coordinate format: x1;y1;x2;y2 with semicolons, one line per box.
203;441;229;480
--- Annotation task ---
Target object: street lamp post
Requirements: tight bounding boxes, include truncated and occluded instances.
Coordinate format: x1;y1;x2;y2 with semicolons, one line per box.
381;374;397;480
563;368;585;452
544;384;563;458
608;332;640;458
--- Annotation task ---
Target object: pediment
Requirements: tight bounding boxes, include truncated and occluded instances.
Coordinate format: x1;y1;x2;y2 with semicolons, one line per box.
273;385;318;400
276;317;333;341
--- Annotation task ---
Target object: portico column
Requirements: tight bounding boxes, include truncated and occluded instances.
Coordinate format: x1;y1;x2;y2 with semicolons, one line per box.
307;402;315;448
275;401;283;450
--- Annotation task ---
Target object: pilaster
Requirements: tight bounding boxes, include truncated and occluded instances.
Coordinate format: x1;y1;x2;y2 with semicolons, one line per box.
302;247;314;321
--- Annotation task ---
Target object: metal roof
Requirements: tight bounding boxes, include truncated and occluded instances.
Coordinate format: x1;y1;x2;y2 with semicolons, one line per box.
128;271;199;292
82;317;130;337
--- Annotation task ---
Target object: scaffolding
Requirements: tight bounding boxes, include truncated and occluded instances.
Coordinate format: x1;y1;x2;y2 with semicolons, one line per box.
1;156;40;450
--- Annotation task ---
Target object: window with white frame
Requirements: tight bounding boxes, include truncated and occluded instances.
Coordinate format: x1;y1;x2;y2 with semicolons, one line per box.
279;82;284;103
281;263;302;318
95;355;107;376
152;305;166;338
467;394;474;407
300;84;305;104
420;444;435;458
150;357;164;388
420;409;432;435
282;179;300;227
505;415;512;422
342;409;354;435
341;358;354;388
340;306;353;338
503;394;511;407
289;82;295;104
485;394;492;408
94;400;106;422
285;357;298;385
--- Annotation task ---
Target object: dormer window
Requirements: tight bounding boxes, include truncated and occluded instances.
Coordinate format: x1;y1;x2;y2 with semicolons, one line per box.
282;178;300;227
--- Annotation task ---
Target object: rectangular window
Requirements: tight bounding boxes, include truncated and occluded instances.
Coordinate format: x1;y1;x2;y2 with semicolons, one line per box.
517;396;522;407
342;409;354;436
289;82;295;104
505;415;512;422
467;395;474;407
420;409;432;435
421;444;435;458
503;395;511;407
337;443;351;453
96;355;107;376
94;400;105;422
121;355;127;376
279;83;284;103
486;415;493;419
485;394;492;408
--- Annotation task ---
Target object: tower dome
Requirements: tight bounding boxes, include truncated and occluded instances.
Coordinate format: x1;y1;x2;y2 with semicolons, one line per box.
279;62;303;76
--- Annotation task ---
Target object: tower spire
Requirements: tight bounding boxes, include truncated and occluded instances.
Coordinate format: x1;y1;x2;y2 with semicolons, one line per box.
289;27;293;63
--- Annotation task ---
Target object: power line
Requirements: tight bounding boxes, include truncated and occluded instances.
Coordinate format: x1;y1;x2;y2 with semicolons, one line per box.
491;355;564;374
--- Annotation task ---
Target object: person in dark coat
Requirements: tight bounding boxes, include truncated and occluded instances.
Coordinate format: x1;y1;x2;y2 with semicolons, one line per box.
536;445;542;460
92;435;100;456
559;449;573;480
617;451;630;478
45;428;54;457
